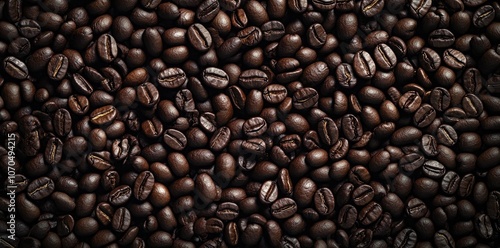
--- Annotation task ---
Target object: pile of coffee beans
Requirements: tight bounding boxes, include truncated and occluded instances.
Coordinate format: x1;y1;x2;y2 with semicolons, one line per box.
1;0;500;247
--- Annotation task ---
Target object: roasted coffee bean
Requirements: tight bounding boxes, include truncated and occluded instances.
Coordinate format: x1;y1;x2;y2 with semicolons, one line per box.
342;114;363;142
112;207;131;233
443;48;466;69
215;202;239;221
293;87;319;110
44;137;63;165
394;228;418;248
187;23;212;52
473;5;495;28
317;117;339;146
353;50;376;79
90;105;117;125
436;124;458;146
271;198;297;219
263;84;287;104
399;91;421;113
157;68;187;88
47;54;68;81
109;185;132;206
53;108;72;136
239;69;269;89
4;56;29;79
336;63;357;88
259;181;278;204
27;177;55;200
374;43;397;70
430;87;451;112
202;67;229;89
97;34;118;63
243;117;267;137
134;171;155;201
414;104;436;127
419;48;441;72
314;187;335;215
428;29;455;48
422;160;446;179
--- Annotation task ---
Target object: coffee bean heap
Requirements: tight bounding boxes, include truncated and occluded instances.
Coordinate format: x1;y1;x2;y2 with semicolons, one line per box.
1;0;500;247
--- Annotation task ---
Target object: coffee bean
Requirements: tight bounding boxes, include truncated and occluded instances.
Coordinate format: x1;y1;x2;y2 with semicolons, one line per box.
271;198;297;219
394;228;418;248
90;105;117;125
410;0;432;18
399;91;421;113
3;56;29;79
213;203;239;223
259;180;278;204
202;67;229;89
428;29;455;48
436;124;458;146
243;117;267;137
112;207;131;233
134;171;155;201
313;188;335;215
157;68;187;88
419;48;441;72
473;5;495;28
261;21;285;41
97;34;118;63
187;23;212;52
292;87;318;110
353;50;376;79
262;84;287;104
109;185;132;206
239;69;269;89
374;43;397;70
336;63;357;88
434;230;455;248
27;177;55;200
47;54;68;81
422;160;446;179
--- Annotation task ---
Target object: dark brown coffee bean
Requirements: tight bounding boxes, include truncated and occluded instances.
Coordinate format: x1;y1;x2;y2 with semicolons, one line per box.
97;34;118;63
134;171;155;201
53;108;72;136
317;117;339;146
314;187;335;215
353;50;376;79
261;21;285;41
27;177;55;200
263;84;287;104
293;87;318;110
3;56;29;79
442;171;460;195
423;160;446;179
462;93;483;117
428;29;455;48
157;68;187;88
44;137;63;165
109;185;132;206
399;91;421;113
410;0;432;18
338;204;357;229
342;114;363;142
90;105;117;125
473;5;495;28
443;48;466;69
209;127;231;152
374;43;397;70
413;104;436;127
239;69;269;89
436;124;458;146
112;207;131;233
216;202;239;221
336;63;357;88
259;180;278;204
187;23;212;52
47;54;68;81
271;198;297;219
